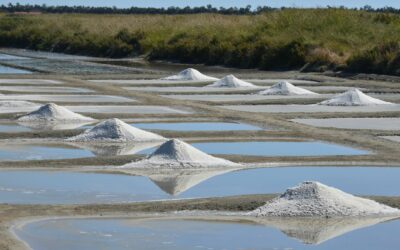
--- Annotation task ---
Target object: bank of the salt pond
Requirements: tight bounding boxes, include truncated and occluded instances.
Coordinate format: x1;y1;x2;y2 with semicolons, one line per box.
1;167;400;204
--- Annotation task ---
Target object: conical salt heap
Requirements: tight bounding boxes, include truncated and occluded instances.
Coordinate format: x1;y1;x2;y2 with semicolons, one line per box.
250;181;399;217
66;118;165;142
119;139;240;168
206;75;256;88
258;81;317;95
319;88;392;106
162;68;218;81
17;103;94;122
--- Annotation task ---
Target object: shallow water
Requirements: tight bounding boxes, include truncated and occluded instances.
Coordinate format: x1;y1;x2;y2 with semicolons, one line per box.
15;217;400;250
0;94;135;103
293;118;400;131
0;65;31;74
140;141;368;156
131;122;262;131
1;167;399;204
221;104;400;113
0;144;93;161
0;86;93;93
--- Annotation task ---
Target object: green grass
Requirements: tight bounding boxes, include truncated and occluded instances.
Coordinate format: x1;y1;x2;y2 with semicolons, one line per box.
1;9;400;74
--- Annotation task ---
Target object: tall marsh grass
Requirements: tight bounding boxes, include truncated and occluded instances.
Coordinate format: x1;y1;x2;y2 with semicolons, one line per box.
1;9;400;74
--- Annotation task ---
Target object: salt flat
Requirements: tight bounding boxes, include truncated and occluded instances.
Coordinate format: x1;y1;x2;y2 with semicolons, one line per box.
0;94;135;103
66;105;192;114
162;94;330;102
220;104;400;113
381;136;400;142
0;79;63;84
0;86;93;93
124;85;362;93
292;118;400;130
90;78;319;86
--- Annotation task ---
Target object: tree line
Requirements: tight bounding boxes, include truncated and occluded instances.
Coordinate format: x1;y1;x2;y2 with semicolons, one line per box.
1;3;400;15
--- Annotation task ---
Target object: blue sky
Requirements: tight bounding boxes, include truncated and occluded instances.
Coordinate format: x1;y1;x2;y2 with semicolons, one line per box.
4;1;400;8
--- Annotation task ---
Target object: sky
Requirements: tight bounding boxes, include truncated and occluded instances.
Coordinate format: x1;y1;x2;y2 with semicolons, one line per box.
3;0;400;9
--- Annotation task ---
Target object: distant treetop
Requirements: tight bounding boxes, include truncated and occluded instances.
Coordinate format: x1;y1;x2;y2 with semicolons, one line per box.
1;3;399;15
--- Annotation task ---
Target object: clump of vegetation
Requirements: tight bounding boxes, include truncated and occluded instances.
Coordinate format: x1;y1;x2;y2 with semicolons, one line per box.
0;8;400;75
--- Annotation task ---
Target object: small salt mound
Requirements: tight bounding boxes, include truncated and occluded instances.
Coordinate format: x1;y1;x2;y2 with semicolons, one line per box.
206;75;256;88
258;81;317;95
319;88;392;106
17;103;94;122
66;118;165;142
251;181;399;217
120;139;240;168
162;68;218;81
0;100;38;108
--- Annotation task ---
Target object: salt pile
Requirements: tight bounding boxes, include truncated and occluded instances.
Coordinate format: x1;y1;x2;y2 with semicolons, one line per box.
319;88;392;106
17;103;94;122
119;139;240;168
206;75;256;88
258;81;317;95
162;68;218;81
251;181;399;217
66;118;165;142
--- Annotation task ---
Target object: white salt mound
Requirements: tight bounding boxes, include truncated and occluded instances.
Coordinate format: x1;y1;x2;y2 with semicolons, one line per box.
66;118;165;142
206;75;256;88
319;88;392;106
258;81;317;95
251;181;399;217
17;103;95;122
120;138;240;168
162;68;218;81
0;100;38;108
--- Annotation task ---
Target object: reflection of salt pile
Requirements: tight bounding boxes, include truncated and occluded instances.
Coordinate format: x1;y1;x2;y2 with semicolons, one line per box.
251;181;399;217
319;88;392;106
253;216;398;245
17;103;94;122
66;118;165;142
162;68;218;81
120;168;237;195
119;139;240;168
258;81;317;95
206;75;256;88
68;141;163;156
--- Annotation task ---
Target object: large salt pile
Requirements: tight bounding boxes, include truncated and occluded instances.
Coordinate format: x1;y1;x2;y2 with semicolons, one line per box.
119;139;240;168
251;181;399;217
206;75;256;88
319;88;392;106
258;81;317;95
66;118;165;142
17;103;94;122
162;68;218;81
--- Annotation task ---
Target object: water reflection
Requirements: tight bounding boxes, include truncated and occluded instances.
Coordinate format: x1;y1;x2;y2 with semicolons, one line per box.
249;216;399;245
118;167;240;195
15;216;400;250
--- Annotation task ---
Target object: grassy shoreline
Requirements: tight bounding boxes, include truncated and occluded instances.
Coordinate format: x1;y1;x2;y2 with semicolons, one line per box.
1;9;400;75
